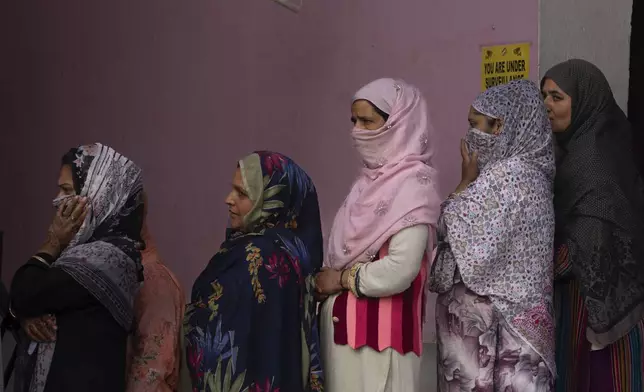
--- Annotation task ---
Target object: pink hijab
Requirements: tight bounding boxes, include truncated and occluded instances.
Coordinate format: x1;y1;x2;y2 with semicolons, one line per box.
326;78;441;269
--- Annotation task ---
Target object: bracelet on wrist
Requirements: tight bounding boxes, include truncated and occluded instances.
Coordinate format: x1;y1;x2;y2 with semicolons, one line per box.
32;255;49;266
347;263;363;297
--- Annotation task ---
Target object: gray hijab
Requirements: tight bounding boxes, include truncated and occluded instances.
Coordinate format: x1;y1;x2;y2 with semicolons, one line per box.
543;59;644;346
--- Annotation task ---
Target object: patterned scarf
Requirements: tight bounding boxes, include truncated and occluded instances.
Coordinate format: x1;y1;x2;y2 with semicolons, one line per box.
185;151;324;391
29;143;144;392
543;59;644;346
429;80;557;375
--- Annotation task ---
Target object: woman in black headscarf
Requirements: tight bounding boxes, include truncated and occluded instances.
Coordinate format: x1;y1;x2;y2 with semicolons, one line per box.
542;59;644;391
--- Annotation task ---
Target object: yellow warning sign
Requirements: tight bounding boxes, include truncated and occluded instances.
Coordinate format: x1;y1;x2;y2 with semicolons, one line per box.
481;43;530;91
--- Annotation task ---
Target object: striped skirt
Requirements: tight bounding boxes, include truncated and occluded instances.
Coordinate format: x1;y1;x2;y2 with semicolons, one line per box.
555;278;644;391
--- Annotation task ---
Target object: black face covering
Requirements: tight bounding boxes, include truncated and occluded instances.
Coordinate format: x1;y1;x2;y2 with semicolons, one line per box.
542;59;644;344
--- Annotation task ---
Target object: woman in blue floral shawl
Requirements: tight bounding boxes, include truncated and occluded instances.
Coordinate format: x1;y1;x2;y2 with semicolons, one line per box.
184;151;324;392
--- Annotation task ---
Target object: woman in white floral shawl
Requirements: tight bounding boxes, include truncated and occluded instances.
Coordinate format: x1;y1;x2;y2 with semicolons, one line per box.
429;80;556;391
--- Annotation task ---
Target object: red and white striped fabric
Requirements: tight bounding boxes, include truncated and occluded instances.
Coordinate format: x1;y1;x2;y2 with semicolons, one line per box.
331;243;428;356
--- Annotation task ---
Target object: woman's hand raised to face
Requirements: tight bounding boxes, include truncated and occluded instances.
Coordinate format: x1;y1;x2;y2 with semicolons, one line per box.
315;267;343;297
454;139;480;194
460;139;479;184
43;197;89;257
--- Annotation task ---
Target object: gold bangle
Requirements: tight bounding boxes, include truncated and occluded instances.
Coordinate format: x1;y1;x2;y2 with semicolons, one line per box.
347;263;363;297
32;255;49;266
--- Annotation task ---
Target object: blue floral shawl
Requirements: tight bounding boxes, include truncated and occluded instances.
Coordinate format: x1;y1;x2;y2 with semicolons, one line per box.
184;151;324;392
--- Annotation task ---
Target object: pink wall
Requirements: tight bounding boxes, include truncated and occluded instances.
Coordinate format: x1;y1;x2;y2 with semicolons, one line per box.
0;0;538;334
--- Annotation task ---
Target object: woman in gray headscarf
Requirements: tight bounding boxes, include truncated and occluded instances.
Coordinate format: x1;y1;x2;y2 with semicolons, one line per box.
10;143;144;392
430;80;556;391
542;59;644;391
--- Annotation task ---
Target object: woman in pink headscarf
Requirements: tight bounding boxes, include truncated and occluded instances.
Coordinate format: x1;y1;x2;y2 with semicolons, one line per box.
314;78;441;392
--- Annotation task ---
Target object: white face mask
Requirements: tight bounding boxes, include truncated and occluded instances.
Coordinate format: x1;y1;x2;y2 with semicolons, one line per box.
464;127;497;170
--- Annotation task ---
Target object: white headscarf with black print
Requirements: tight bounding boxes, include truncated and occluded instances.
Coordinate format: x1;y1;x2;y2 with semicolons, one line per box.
430;80;557;375
28;143;144;392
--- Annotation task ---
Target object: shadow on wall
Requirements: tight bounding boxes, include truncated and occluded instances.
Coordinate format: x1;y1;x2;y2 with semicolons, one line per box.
0;0;539;337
